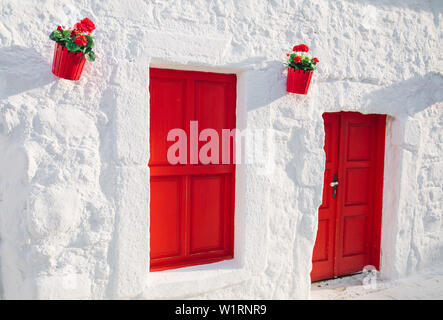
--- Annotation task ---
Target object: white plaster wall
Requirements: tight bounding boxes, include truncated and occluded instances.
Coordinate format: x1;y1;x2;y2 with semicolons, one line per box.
0;0;442;299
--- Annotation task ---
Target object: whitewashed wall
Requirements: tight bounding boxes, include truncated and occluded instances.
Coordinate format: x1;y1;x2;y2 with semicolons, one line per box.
0;0;442;299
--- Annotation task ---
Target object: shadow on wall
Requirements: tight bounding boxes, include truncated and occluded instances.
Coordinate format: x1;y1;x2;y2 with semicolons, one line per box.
225;58;288;111
364;72;443;116
0;46;54;99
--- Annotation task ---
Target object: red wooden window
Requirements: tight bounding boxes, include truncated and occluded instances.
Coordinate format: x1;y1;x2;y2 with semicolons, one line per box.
149;68;236;271
311;112;386;282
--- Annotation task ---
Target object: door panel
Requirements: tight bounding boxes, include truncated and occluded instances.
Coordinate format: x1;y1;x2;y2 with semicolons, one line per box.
311;113;340;281
344;168;370;205
150;176;185;260
311;112;386;281
346;124;371;161
342;215;367;256
190;175;225;254
149;68;236;271
313;220;329;262
149;78;187;166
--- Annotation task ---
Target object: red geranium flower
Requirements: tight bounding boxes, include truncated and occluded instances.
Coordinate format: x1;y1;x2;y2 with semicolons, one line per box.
74;34;88;46
70;29;80;38
293;56;302;63
312;57;319;63
74;23;87;33
57;25;65;32
79;17;95;33
292;44;309;52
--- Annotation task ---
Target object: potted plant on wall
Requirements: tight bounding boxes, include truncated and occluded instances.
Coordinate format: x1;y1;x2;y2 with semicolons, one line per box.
49;18;96;81
285;44;319;94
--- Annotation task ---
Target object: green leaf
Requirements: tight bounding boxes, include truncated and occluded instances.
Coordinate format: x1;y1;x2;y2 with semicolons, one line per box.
86;35;95;49
85;50;96;62
49;31;57;41
49;30;63;41
61;30;72;41
65;41;81;52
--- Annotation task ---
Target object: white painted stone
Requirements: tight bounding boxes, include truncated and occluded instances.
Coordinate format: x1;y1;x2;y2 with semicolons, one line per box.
36;272;92;300
0;0;442;300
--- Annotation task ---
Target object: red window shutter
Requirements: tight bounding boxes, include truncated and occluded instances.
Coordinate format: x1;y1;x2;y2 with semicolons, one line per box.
149;68;236;271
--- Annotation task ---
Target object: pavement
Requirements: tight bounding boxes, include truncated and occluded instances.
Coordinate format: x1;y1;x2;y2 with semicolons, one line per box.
310;267;443;300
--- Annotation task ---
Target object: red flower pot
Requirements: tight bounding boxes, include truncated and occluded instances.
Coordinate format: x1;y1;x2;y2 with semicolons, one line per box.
286;68;313;94
52;42;86;81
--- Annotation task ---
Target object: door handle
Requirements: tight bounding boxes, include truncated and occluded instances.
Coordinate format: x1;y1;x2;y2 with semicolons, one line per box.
330;174;338;198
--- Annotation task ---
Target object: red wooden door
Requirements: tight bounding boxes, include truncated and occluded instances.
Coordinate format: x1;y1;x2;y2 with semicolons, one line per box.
311;112;386;282
149;68;236;271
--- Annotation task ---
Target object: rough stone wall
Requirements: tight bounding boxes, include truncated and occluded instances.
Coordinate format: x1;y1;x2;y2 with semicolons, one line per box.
0;0;442;299
382;104;443;279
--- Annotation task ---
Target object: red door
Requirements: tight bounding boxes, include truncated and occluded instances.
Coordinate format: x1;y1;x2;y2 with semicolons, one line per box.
311;112;386;281
149;68;236;271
